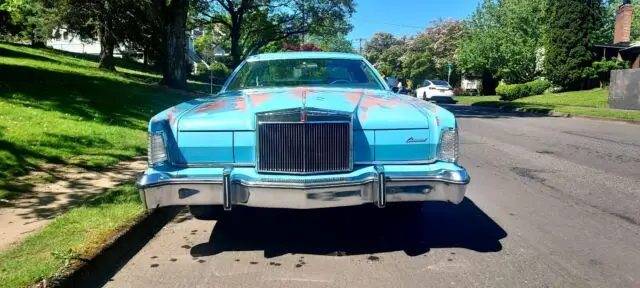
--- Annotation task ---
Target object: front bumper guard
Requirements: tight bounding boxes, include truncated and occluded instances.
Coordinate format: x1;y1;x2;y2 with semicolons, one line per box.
137;165;470;210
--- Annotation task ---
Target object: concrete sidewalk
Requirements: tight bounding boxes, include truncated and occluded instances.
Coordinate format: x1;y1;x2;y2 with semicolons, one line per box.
0;158;146;250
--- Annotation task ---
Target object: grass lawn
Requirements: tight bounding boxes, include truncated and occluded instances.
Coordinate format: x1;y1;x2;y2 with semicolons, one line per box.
0;43;214;199
0;184;144;288
454;89;640;121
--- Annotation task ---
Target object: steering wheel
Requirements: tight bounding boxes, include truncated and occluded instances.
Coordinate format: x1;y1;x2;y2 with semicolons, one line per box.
329;79;350;85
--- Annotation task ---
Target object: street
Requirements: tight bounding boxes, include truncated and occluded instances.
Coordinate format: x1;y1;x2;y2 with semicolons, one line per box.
103;105;640;288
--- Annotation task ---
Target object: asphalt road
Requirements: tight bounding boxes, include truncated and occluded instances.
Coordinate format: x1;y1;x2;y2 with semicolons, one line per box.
102;105;640;288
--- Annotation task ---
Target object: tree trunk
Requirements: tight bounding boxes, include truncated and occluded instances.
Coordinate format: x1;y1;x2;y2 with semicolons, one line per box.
30;32;46;48
230;25;242;68
98;2;116;71
98;21;116;71
159;0;189;89
143;45;149;66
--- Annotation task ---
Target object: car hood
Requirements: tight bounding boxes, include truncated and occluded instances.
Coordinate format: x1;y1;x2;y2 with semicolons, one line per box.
176;87;433;131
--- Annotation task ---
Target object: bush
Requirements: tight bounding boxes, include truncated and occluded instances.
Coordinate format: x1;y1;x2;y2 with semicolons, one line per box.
496;83;530;101
526;79;551;95
193;62;231;79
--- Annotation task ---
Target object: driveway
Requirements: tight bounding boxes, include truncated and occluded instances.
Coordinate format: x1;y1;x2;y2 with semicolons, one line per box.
101;105;640;288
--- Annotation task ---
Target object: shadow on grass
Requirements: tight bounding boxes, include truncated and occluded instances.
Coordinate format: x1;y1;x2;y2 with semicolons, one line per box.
191;198;507;258
1;42;160;75
0;63;191;130
0;45;193;199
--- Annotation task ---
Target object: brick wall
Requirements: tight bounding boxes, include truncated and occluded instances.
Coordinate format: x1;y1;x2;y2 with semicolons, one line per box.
614;4;634;45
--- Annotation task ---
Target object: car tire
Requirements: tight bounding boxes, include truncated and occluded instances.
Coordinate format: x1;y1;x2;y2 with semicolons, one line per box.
189;205;226;220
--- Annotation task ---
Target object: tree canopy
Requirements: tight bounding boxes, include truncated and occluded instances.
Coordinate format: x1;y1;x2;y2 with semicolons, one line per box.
197;0;355;67
545;0;603;90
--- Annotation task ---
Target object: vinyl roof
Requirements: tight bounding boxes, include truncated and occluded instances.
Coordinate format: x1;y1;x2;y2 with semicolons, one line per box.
246;52;364;62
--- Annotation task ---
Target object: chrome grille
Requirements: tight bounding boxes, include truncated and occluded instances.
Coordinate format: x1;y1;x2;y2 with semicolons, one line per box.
258;122;351;174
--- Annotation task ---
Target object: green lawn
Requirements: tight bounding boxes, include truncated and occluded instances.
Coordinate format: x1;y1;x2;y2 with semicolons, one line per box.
0;43;208;199
454;89;640;121
0;184;144;288
516;89;608;108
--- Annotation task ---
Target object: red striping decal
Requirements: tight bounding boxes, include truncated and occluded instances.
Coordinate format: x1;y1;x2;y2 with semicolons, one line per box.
290;87;319;99
248;93;272;107
353;91;411;121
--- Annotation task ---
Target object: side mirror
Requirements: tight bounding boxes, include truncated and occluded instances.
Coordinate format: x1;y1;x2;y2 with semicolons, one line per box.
391;87;399;93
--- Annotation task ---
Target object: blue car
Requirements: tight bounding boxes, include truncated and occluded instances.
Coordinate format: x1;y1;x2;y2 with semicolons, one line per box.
137;52;470;219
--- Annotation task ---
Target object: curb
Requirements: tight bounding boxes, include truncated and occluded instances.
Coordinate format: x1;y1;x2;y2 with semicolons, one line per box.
465;104;640;125
45;206;181;288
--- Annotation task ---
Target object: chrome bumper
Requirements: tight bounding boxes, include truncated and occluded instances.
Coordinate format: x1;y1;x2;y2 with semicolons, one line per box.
137;165;470;210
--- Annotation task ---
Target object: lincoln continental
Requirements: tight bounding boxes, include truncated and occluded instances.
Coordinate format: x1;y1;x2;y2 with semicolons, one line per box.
137;52;470;220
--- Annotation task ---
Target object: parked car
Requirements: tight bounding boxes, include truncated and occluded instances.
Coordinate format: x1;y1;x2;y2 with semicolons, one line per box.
137;52;470;220
416;80;455;102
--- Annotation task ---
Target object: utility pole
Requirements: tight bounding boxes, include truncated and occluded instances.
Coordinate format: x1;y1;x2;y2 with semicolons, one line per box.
352;38;367;55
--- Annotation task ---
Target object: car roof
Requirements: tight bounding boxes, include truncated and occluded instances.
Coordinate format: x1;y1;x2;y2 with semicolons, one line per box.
246;52;365;62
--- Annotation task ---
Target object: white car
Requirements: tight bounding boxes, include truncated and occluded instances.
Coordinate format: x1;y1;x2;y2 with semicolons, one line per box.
415;80;454;102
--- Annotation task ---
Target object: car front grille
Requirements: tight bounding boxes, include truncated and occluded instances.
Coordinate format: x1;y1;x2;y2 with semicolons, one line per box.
257;122;351;174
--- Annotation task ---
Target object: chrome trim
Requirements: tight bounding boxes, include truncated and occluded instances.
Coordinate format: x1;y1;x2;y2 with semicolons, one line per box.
219;61;247;93
172;162;256;168
256;108;353;175
137;167;470;210
354;159;437;165
375;165;386;208
223;166;232;211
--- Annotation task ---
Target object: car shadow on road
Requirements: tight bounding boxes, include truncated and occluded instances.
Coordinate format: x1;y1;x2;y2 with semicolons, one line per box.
441;104;548;119
190;198;507;258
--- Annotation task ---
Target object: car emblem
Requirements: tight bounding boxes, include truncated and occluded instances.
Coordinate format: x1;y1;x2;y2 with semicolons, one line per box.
406;137;427;143
300;110;307;122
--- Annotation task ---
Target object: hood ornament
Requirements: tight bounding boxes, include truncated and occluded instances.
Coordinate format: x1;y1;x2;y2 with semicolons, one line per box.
301;91;307;122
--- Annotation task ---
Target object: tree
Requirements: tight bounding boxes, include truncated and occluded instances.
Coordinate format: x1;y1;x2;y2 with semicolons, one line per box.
200;0;355;67
364;32;398;64
458;0;547;85
307;34;353;52
156;0;190;88
0;0;57;46
421;19;463;79
282;42;322;51
545;0;603;90
56;0;152;71
582;57;627;88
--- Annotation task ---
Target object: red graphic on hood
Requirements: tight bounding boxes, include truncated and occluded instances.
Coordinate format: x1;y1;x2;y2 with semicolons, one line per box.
196;96;246;113
343;90;364;105
347;91;410;121
195;93;274;114
248;92;272;107
290;87;318;99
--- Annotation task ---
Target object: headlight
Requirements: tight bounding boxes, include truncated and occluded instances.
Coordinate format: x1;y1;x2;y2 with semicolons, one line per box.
148;132;167;166
437;128;459;163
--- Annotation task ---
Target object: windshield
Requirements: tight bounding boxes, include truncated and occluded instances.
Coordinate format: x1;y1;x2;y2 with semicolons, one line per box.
225;58;384;91
430;80;450;86
431;80;449;86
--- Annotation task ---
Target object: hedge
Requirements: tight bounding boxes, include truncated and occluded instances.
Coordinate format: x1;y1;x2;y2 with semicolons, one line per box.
496;79;551;101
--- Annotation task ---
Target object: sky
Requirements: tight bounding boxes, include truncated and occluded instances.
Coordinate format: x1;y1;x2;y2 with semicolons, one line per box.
348;0;481;45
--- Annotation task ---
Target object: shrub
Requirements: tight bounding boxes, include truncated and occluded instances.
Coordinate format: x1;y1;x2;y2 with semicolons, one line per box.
526;79;551;95
496;83;530;101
